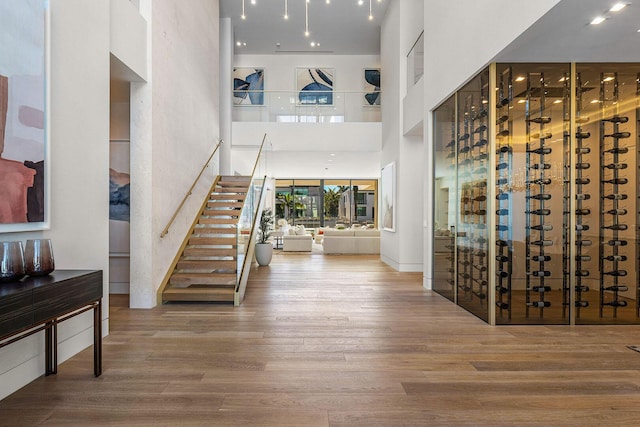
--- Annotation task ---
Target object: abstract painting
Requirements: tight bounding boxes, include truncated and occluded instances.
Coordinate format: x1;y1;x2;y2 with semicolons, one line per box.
233;68;264;105
109;168;130;222
296;68;334;105
0;0;49;231
363;68;381;106
381;162;395;232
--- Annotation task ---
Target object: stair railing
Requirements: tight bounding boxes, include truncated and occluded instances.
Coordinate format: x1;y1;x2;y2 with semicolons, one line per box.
234;134;271;305
160;139;223;238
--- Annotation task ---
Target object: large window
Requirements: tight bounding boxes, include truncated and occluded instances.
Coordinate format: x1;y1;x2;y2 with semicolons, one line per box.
275;179;377;229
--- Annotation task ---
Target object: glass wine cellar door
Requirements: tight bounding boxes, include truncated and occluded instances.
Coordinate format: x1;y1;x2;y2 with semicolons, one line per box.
432;62;640;325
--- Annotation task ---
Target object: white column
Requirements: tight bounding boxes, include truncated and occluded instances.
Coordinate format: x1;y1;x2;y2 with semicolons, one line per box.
219;17;233;175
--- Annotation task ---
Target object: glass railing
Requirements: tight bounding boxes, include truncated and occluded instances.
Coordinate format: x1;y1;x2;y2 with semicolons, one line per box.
407;31;424;89
232;91;381;123
234;135;272;303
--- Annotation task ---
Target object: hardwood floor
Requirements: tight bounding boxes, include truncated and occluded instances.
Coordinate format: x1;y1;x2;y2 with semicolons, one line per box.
2;251;640;425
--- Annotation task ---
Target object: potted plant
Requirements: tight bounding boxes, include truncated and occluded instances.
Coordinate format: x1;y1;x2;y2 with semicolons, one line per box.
254;208;274;266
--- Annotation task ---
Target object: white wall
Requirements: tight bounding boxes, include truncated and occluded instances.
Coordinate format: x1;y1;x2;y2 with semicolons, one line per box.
421;0;560;289
0;0;111;400
380;0;424;273
129;0;220;308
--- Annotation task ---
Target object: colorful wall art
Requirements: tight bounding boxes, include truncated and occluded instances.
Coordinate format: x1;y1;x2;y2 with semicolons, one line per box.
381;162;395;232
296;68;334;105
364;68;381;106
0;0;48;230
233;68;265;105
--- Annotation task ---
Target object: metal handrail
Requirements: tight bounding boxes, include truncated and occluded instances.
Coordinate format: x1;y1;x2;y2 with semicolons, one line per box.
250;134;268;178
160;139;223;238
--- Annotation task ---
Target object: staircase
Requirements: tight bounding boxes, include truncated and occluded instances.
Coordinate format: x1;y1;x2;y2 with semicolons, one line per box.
162;176;252;303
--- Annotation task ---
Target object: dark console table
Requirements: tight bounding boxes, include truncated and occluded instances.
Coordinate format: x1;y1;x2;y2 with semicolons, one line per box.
0;270;103;377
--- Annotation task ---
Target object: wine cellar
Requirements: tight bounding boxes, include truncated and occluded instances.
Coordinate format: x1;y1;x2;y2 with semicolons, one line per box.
433;63;640;325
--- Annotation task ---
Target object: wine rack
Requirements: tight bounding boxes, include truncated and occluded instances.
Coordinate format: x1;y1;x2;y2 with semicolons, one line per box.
495;66;513;317
598;72;630;316
573;72;592;315
524;72;554;316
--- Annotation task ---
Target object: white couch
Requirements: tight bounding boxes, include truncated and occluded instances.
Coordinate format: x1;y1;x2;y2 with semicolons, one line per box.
322;228;380;254
283;225;313;252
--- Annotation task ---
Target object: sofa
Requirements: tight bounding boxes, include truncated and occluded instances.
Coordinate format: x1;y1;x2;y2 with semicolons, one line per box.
322;228;380;254
283;225;313;252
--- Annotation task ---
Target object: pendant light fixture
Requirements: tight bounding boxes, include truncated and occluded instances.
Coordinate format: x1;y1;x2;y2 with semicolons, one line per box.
369;0;373;20
305;0;310;37
241;0;246;19
284;0;289;19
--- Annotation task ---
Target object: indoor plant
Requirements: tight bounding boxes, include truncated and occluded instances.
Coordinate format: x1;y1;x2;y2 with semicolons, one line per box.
254;208;274;266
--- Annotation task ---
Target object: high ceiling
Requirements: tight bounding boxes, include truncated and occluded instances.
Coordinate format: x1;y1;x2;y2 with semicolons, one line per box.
219;0;389;55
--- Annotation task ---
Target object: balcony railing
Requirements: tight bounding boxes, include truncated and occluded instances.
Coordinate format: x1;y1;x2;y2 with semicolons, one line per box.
232;90;381;123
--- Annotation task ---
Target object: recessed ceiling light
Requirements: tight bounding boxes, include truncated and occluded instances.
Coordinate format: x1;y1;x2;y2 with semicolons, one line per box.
236;41;241;46
610;2;627;12
517;99;526;104
590;16;606;25
515;76;525;82
590;99;599;103
553;99;562;104
603;76;615;82
330;153;336;156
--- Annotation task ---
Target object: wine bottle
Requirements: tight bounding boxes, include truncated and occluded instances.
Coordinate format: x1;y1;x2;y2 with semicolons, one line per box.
604;132;631;139
474;153;489;161
603;255;627;262
473;139;488;148
602;224;628;231
575;301;589;307
497;129;510;138
446;140;456;148
446;152;456;159
528;271;551;277
575;224;590;231
459;145;471;154
527;147;552;155
575;147;591;154
575;178;591;185
526;116;552;124
528;301;551;308
604;147;629;154
605;285;629;292
575;193;591;200
497;286;509;295
496;270;509;278
474;250;487;257
529;224;553;231
473;109;488;120
603;115;629;123
496;224;509;232
496;240;509;247
575;208;591;215
603;163;627;170
603;300;628;307
496;98;510;108
527;193;551;200
496;255;509;262
575;131;591;139
575;255;591;261
607;240;628;246
605;209;627;215
529;285;552;292
526;209;551;216
458;133;470;141
474;181;488;188
530;255;551;262
473;125;487;134
604;270;627;277
474;167;488;174
496;145;512;154
474;236;487;243
496;178;509;185
531;239;553;246
496;115;509;124
530;163;551;170
496;209;509;216
575;270;590;277
576;285;590;293
496;302;509;310
532;132;552;139
496;163;509;170
473;264;487;272
459;272;470;279
575;163;590;169
474;195;487;202
576;240;592;246
602;177;628;185
528;178;552;185
603;194;627;200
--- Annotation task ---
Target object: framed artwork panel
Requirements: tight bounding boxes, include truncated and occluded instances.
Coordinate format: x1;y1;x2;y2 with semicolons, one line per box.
233;67;265;106
296;68;334;105
363;68;381;106
381;162;395;232
0;0;50;232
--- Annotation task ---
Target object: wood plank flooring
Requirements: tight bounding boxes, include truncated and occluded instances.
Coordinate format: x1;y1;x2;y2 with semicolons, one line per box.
2;251;640;425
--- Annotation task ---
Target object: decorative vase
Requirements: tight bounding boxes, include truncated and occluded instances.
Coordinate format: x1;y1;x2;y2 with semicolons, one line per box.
255;243;273;266
0;241;26;283
24;238;55;276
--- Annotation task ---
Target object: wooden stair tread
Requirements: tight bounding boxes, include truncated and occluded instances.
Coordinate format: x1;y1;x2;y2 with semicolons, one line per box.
207;202;244;208
162;287;235;302
177;259;237;270
198;217;237;224
189;237;236;245
183;247;237;257
170;273;237;286
213;187;248;193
